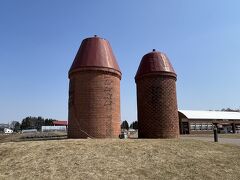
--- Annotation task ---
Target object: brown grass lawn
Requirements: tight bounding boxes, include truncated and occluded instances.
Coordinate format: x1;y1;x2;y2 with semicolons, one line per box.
0;139;240;180
0;132;67;144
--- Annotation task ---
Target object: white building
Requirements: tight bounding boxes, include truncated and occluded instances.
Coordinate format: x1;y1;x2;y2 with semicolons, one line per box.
41;126;66;132
179;110;240;134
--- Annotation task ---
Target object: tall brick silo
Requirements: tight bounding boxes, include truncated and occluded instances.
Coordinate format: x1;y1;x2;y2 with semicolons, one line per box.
68;36;121;138
135;49;179;138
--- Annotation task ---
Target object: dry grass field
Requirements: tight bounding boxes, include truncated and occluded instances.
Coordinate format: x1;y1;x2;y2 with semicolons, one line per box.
0;132;67;143
0;139;240;180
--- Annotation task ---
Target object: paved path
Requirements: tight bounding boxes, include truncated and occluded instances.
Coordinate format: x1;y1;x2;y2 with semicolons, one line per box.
181;136;240;146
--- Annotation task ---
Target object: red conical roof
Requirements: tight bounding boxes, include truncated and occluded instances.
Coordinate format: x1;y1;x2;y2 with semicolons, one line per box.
135;50;176;80
69;36;121;75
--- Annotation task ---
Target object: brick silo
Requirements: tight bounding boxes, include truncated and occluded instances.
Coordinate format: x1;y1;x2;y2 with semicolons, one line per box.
68;36;121;138
135;49;179;138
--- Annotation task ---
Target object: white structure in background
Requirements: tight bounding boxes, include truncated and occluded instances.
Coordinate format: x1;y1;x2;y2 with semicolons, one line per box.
4;128;13;134
21;129;38;133
179;110;240;134
41;126;66;132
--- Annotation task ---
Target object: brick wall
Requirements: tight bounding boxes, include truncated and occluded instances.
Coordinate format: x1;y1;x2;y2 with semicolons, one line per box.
68;70;121;138
136;75;179;138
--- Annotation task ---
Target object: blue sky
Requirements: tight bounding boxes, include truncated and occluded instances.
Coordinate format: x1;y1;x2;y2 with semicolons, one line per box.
1;0;240;123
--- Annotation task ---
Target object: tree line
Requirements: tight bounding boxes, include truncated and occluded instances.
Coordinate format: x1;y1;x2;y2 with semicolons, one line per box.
10;117;56;132
220;108;240;112
121;120;138;130
9;117;137;132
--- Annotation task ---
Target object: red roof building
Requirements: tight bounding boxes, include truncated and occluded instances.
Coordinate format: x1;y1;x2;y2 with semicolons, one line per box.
53;121;68;126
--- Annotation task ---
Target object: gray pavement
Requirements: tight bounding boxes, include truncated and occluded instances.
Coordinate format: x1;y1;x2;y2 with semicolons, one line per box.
181;136;240;146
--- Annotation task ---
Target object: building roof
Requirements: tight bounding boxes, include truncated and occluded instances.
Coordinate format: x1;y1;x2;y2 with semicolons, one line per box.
135;50;176;80
53;121;68;126
179;110;240;120
69;36;121;75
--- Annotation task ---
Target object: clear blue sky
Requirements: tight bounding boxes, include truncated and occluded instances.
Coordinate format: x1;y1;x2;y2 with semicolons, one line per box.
1;0;240;123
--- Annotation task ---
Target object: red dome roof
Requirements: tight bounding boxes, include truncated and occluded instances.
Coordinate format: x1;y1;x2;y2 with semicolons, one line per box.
135;50;176;80
69;36;121;75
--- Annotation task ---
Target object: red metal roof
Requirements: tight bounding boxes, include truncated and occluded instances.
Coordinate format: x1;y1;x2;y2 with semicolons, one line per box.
53;121;68;126
69;36;121;75
135;50;176;80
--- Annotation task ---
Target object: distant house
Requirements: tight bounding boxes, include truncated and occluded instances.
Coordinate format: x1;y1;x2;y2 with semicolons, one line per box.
41;126;66;132
42;121;68;132
179;110;240;134
53;121;68;127
4;128;13;134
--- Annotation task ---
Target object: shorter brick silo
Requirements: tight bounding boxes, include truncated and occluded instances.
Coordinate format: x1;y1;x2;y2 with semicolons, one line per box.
68;36;121;138
135;49;179;138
